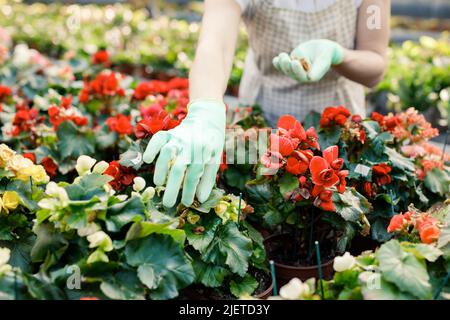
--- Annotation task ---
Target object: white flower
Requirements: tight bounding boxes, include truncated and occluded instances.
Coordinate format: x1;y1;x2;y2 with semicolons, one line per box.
141;187;155;201
77;223;101;237
116;195;128;202
12;44;32;67
279;278;310;300
0;247;10;266
87;231;113;252
92;161;109;174
132;177;146;192
75;155;96;176
333;252;356;272
45;182;68;200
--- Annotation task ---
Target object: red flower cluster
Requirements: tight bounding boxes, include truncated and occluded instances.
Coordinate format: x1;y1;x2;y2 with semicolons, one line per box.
41;156;58;177
372;163;392;186
416;215;440;244
103;161;136;190
372;108;438;143
11;103;42;136
0;85;11;101
262;115;345;212
417;159;444;180
387;210;440;244
320;106;351;128
346;115;367;143
23;153;36;163
106;114;133;135
48;96;88;129
133;78;188;100
91;50;110;66
135;105;180;139
310;146;348;211
79;72;125;103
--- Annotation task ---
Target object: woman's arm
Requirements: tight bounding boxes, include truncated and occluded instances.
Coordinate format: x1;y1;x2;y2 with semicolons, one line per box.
333;0;391;88
189;0;242;101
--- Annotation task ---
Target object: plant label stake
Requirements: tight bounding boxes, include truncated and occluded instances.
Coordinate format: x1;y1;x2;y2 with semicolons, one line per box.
269;260;278;296
237;192;242;228
315;241;325;300
389;190;395;215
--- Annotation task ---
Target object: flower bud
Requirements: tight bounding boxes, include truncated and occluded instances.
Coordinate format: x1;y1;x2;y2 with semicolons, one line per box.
141;187;155;201
75;155;96;176
87;231;113;252
132;177;146;192
92;161;109;174
333;252;356;272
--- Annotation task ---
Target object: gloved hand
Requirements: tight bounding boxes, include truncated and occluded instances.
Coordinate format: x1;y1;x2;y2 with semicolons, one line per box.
273;39;344;83
143;99;226;208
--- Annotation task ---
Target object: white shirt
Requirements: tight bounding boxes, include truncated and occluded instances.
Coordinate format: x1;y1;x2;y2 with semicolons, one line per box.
235;0;363;13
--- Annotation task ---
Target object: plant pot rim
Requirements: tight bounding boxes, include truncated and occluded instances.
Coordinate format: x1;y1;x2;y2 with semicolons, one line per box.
253;281;274;299
264;233;335;271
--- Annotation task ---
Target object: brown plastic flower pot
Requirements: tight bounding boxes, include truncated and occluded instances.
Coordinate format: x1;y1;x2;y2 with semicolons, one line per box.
264;234;335;285
253;281;274;300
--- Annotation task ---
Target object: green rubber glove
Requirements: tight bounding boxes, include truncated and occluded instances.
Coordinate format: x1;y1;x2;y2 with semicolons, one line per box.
273;39;344;83
143;99;226;208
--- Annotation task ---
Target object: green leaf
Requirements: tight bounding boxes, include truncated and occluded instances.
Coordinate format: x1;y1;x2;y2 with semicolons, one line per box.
125;234;195;300
303;112;321;131
230;274;258;297
106;196;146;232
377;240;432;299
318;127;341;150
192;258;230;288
371;219;391;243
362;121;381;140
334;269;360;289
385;147;415;173
100;271;145;300
333;188;372;222
438;210;450;249
402;243;443;262
57;121;96;158
245;182;272;204
6;179;38;211
96;125;118;150
202;222;253;276
278;173;299;196
185;214;221;253
119;142;143;170
424;168;450;196
126;220;185;245
361;273;416;300
30;223;68;266
65;173;112;201
224;166;252;190
191;189;225;213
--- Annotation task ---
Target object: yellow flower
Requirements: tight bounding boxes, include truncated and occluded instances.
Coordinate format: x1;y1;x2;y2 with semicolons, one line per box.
16;165;49;184
7;154;33;173
214;200;229;216
2;191;20;212
0;144;15;167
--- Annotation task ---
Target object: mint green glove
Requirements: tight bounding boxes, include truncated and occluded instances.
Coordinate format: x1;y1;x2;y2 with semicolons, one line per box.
273;39;344;82
143;100;226;208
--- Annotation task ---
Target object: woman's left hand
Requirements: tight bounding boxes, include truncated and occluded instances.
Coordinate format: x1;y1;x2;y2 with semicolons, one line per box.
273;39;344;83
